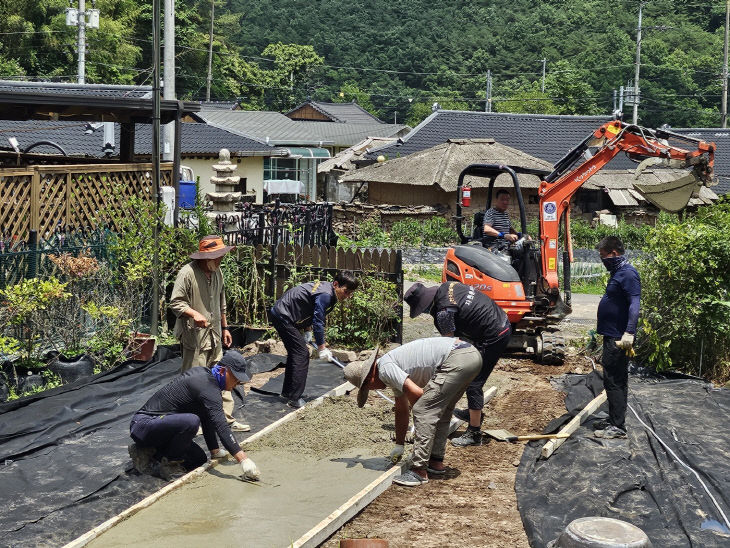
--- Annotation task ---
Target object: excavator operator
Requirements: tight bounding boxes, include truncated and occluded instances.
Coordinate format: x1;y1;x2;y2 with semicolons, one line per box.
482;189;521;249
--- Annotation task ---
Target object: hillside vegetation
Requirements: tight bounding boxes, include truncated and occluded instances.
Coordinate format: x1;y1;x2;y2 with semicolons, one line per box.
0;0;726;127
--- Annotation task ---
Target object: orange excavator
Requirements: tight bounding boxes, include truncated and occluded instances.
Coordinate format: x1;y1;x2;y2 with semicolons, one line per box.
442;119;716;364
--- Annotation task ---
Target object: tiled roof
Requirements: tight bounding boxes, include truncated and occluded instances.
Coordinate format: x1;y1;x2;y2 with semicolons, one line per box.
672;128;730;195
369;110;615;165
318;137;398;173
287;101;383;124
0;120;278;157
0;80;153;99
340;139;553;191
196;109;406;147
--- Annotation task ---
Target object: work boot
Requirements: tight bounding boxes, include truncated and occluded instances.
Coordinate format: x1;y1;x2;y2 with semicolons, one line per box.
128;443;156;474
453;408;484;423
594;425;627;439
286;397;306;409
451;427;483;447
158;457;187;481
591;419;611;431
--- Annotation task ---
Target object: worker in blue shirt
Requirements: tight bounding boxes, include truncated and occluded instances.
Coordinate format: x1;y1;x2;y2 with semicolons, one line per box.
594;236;641;440
269;271;359;408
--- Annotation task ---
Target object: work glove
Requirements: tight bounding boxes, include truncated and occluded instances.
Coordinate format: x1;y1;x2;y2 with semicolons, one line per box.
318;347;333;362
389;444;404;464
240;457;260;481
304;330;313;344
617;332;635;350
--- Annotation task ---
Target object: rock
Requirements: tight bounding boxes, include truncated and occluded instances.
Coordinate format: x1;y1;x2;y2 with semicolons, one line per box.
332;349;358;363
512;460;520;467
573;367;584;374
487;481;497;489
358;350;372;361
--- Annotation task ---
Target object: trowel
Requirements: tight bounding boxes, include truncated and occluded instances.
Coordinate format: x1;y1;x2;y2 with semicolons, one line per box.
483;429;570;443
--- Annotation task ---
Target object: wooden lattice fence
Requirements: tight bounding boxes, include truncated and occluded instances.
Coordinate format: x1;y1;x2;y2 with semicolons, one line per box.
0;163;172;239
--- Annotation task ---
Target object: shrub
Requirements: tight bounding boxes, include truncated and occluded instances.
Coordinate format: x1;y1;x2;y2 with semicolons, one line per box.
638;203;730;383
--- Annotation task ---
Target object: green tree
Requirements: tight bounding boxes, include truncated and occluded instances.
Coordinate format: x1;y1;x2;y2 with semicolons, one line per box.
261;42;324;110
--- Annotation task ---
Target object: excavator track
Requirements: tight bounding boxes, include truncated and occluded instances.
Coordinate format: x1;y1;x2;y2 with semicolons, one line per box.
539;331;565;365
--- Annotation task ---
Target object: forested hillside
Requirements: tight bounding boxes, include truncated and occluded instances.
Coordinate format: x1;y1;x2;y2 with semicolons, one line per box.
1;0;726;127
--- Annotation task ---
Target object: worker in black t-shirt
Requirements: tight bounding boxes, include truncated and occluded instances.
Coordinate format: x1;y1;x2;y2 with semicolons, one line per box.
405;281;512;447
128;350;260;481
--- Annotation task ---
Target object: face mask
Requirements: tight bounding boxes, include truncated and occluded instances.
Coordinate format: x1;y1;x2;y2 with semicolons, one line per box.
602;256;625;273
206;259;219;272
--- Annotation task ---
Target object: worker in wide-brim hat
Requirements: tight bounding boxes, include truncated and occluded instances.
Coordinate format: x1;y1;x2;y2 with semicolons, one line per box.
343;337;482;488
169;235;250;432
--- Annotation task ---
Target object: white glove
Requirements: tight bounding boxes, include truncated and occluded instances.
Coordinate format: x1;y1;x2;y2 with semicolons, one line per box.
318;347;333;362
304;330;313;344
240;457;260;481
389;444;404;464
617;332;635;350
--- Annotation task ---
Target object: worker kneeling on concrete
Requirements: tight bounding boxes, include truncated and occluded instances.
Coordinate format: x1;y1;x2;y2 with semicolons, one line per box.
343;338;482;487
128;350;260;482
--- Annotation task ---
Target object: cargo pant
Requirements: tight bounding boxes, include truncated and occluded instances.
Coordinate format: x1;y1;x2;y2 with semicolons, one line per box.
602;336;630;430
180;341;236;425
411;345;483;469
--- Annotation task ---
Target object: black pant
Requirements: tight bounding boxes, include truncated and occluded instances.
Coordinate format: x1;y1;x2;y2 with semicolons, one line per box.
602;336;630;430
130;412;207;470
269;311;310;401
467;325;512;410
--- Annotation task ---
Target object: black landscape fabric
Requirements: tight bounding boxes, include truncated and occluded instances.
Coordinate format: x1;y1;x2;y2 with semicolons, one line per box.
515;370;730;547
0;350;344;547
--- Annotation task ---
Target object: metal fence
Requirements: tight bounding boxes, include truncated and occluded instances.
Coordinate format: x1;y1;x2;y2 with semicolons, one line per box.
210;201;336;248
0;228;113;289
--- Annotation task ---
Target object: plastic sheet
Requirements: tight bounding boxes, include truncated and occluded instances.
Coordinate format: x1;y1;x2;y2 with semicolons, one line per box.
0;349;344;547
516;371;730;547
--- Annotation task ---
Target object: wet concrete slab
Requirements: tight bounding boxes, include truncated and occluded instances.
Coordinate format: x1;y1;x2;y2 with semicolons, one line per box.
88;447;390;548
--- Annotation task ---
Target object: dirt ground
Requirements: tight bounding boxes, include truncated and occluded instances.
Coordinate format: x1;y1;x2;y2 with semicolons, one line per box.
319;293;594;548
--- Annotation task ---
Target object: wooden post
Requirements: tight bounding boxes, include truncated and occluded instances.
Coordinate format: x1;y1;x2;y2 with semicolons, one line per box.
541;390;607;459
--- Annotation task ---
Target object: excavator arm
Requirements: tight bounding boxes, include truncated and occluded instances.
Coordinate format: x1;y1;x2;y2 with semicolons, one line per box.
538;120;715;291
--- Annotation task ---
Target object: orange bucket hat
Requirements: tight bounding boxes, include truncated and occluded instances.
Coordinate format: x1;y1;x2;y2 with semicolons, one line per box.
189;235;235;260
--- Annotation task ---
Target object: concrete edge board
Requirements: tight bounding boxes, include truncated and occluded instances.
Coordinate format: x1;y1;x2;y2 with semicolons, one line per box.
541;390;607;459
62;381;355;548
291;385;498;547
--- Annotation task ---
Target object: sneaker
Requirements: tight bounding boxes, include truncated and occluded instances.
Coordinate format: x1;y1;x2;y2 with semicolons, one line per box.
451;428;483;447
287;398;306;409
158;457;187;481
128;443;156;474
426;465;447;476
392;469;429;487
196;426;203;436
453;408;484;423
230;421;251;432
211;449;229;460
591;419;611;431
594;425;627;439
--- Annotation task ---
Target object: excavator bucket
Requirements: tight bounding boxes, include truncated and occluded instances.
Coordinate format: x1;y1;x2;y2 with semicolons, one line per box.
633;165;708;213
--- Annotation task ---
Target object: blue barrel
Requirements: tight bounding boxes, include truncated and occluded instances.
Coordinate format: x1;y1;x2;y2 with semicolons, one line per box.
178;181;196;209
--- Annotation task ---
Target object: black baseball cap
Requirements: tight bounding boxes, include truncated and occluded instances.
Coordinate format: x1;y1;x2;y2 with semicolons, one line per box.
218;350;251;383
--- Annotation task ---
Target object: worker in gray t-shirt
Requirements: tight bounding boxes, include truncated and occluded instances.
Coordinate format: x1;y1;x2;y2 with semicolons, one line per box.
343;337;482;487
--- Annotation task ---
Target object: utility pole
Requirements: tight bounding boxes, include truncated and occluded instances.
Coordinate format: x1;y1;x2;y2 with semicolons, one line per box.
77;0;86;83
163;0;175;162
151;0;161;336
619;85;624;114
541;58;547;93
722;0;730;127
632;1;645;125
205;0;215;102
485;70;492;113
66;0;99;83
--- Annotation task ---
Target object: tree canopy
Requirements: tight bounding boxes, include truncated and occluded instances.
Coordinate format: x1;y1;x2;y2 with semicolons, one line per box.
0;0;726;127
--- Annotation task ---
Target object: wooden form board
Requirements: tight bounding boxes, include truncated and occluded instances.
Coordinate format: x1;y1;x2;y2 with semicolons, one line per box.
62;381;355;548
292;385;499;547
541;390;607;459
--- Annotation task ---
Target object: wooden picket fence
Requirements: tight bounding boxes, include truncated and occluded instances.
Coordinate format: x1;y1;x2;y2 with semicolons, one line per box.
251;243;404;343
0;163;173;239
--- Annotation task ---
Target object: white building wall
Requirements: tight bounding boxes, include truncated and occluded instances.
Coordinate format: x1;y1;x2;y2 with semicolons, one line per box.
182;156;265;203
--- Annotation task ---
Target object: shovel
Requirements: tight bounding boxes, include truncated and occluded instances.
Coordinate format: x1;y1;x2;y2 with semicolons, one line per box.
483;429;570;443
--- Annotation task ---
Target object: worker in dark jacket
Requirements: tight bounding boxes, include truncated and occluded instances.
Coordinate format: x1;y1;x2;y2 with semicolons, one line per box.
405;281;511;446
594;236;641;440
128;350;260;481
269;271;359;408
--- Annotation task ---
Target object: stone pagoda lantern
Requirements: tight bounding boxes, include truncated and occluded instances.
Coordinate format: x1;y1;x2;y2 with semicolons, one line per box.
205;149;243;229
